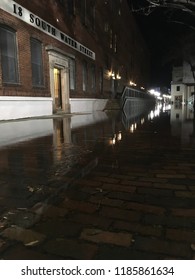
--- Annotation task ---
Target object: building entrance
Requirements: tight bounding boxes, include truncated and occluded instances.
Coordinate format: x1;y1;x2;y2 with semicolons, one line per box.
54;68;62;110
47;47;70;114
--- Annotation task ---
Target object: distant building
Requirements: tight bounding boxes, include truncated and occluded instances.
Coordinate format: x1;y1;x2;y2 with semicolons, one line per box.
171;59;195;105
0;0;150;120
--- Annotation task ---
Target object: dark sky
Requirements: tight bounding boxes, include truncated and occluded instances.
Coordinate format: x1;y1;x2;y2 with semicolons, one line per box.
134;11;174;88
130;1;194;88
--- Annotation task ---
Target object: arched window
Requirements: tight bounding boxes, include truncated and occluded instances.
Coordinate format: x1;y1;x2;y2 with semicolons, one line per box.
0;26;19;83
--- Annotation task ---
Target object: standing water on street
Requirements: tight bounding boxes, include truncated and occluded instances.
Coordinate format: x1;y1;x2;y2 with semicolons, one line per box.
0;102;195;260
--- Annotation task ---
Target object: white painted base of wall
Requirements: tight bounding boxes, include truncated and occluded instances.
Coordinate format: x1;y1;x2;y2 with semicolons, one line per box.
70;98;108;113
0;96;53;120
0;97;108;120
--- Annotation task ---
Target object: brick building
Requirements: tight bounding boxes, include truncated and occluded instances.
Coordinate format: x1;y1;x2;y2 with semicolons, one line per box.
0;0;150;120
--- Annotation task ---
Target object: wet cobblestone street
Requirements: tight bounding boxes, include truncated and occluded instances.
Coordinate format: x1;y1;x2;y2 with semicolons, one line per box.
1;104;195;260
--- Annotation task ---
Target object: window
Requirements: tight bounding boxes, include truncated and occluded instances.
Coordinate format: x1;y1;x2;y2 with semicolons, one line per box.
104;22;109;32
175;95;182;102
176;86;180;91
79;0;95;30
110;29;113;49
82;60;88;91
58;0;65;6
99;68;103;95
79;0;86;25
0;26;19;84
67;0;75;15
88;4;95;31
91;64;96;91
105;54;110;69
69;58;76;90
30;38;44;86
114;34;117;53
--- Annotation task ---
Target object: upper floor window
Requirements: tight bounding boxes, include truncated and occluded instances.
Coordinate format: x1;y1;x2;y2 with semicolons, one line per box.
114;34;117;53
58;0;65;6
104;22;109;32
0;26;19;84
88;4;95;31
67;0;75;15
30;38;44;86
110;29;113;49
176;86;180;91
78;0;95;30
79;0;86;25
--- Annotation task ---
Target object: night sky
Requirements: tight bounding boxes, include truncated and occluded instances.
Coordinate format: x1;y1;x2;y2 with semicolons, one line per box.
129;1;195;89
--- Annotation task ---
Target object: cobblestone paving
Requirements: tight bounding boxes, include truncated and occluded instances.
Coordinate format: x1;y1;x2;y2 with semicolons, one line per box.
1;111;195;259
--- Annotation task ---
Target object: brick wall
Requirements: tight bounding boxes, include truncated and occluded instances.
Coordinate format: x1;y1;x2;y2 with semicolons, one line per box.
0;0;150;99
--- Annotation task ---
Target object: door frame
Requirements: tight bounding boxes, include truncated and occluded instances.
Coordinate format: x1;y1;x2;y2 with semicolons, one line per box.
47;47;70;113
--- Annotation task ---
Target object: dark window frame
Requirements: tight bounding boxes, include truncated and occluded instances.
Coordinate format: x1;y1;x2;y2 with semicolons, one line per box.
176;85;180;91
0;25;19;84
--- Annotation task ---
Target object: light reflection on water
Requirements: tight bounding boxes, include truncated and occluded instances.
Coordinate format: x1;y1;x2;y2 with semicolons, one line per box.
170;102;195;146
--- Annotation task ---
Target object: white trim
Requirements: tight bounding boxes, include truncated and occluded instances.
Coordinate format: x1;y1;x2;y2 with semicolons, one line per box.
70;98;108;113
0;96;52;101
47;50;70;113
46;45;75;59
0;96;53;120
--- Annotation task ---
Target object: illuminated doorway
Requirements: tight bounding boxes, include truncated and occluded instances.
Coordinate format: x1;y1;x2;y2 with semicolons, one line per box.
54;68;62;110
47;48;70;113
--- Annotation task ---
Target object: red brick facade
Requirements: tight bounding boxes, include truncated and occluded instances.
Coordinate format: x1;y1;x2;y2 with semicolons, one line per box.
0;0;150;118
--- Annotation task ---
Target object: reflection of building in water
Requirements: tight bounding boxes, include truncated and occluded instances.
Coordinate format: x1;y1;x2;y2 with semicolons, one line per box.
53;118;71;161
0;112;119;195
0;112;113;177
52;112;124;166
170;104;195;145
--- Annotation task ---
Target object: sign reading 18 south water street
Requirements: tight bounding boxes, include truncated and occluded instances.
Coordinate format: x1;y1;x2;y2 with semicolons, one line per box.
0;0;95;60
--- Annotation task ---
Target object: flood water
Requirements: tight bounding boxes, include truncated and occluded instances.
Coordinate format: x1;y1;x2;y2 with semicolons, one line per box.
0;102;195;260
